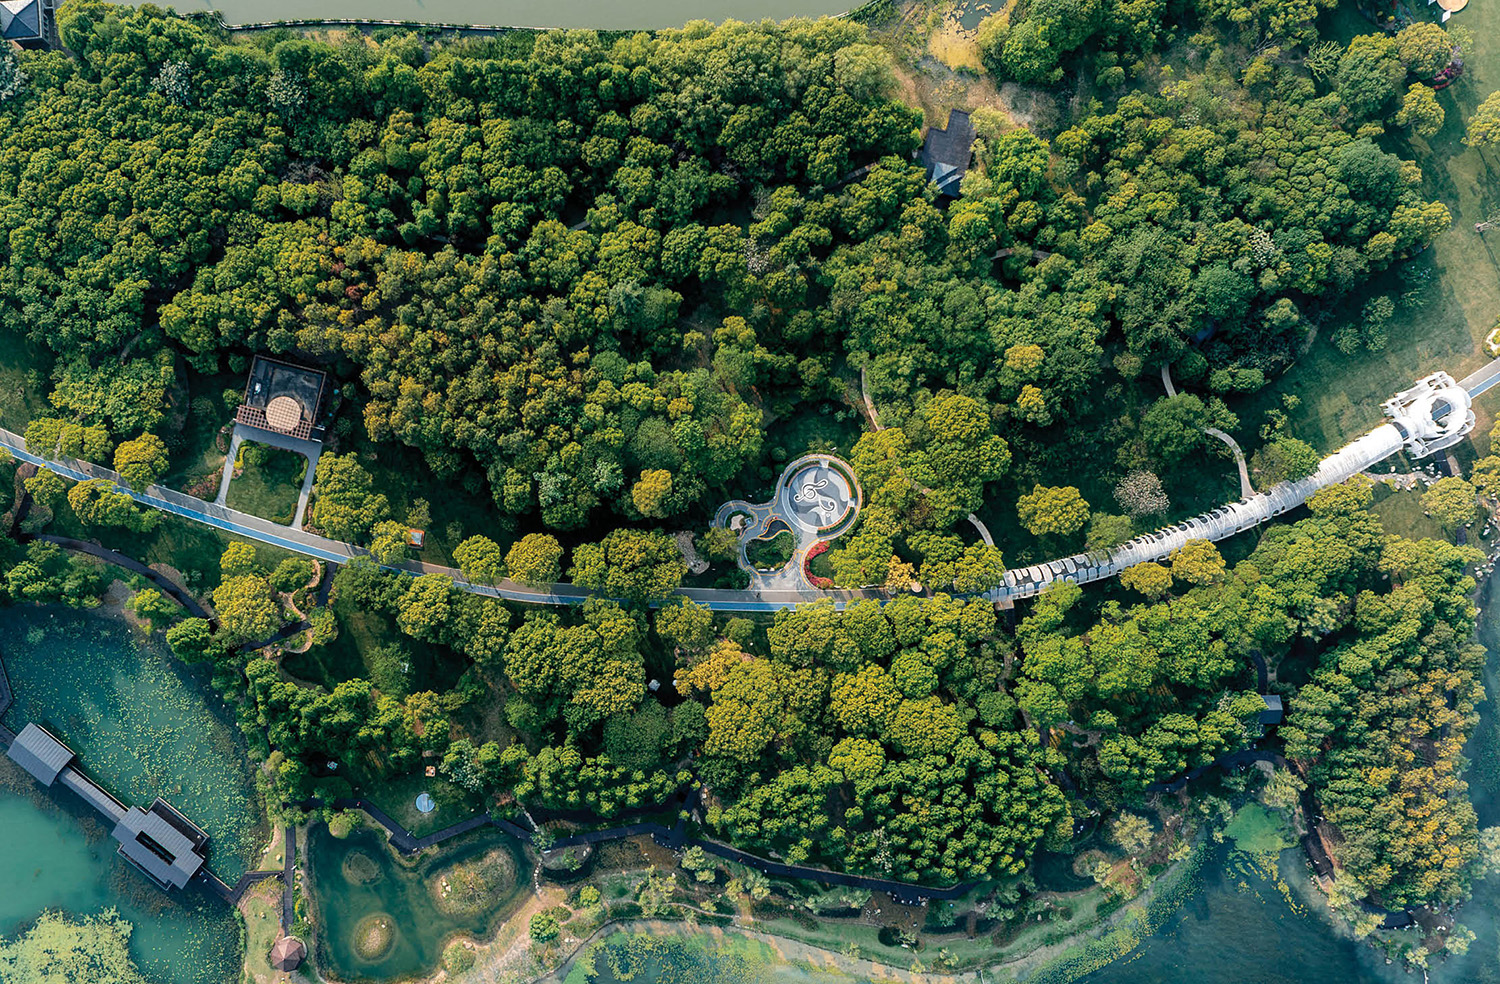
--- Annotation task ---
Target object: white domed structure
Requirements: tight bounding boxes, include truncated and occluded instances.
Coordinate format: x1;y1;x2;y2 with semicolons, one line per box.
1381;372;1474;458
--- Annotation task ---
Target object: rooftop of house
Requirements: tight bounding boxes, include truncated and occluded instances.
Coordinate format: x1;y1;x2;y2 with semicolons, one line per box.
919;109;975;198
237;356;327;441
111;800;210;890
1;0;43;41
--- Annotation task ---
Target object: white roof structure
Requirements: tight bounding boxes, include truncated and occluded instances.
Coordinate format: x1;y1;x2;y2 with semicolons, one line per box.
992;373;1475;603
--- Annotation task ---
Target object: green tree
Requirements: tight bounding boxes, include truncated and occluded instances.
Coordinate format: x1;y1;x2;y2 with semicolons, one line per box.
454;535;506;584
1252;437;1321;489
112;434;168;491
1119;561;1172;598
369;519;410;565
1421;476;1476;529
212;574;281;644
570;529;685;604
507;534;564;587
269;557;315;593
1465;91;1500;149
66;479;157;532
1170;539;1225;585
24;468;67;507
1017;485;1090;537
396;574;455;641
309;453;390;542
1396;84;1445;138
529;913;560;943
127;588;178;632
1086;513;1134;551
165;617;215;661
219;541;258;578
1396;23;1455;77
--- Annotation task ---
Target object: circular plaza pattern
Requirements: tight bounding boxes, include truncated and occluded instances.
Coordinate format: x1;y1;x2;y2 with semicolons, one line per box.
781;458;856;533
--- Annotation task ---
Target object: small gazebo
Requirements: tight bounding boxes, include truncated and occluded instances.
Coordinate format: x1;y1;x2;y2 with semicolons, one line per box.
270;935;306;972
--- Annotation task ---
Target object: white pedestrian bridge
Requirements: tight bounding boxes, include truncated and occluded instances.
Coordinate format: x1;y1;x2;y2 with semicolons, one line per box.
990;372;1476;603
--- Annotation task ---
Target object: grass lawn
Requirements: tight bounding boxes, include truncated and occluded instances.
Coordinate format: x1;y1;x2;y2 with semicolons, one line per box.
1236;4;1500;456
0;338;52;433
226;442;307;525
352;768;484;839
241;890;283;984
1369;482;1454;543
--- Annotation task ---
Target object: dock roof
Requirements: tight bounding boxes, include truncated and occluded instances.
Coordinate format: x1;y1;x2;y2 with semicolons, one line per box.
112;802;208;890
6;722;74;786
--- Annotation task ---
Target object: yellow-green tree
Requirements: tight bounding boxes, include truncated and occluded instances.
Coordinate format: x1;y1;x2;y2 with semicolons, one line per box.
1017;485;1090;537
113;433;168;491
506;533;564;587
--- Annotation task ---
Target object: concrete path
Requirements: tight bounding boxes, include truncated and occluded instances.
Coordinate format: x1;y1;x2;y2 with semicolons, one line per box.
6;357;1499;615
1206;427;1255;500
215;423;322;527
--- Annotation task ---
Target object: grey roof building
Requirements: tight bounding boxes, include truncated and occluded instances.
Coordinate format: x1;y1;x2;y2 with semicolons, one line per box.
1259;694;1284;726
919;109;974;197
7;722;75;786
236;356;328;441
1;0;54;48
111;799;211;890
7;722;208;891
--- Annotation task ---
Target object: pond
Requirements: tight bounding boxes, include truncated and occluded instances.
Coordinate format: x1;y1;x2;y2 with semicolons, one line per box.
306;822;531;981
0;607;260;984
1;607;263;881
168;0;851;30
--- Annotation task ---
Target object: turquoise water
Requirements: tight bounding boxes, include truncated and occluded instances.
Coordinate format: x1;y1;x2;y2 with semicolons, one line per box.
0;788;245;984
0;607;258;984
1;607;262;880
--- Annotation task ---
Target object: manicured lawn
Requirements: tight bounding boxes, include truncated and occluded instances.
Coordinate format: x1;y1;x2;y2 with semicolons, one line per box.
226;442;307;525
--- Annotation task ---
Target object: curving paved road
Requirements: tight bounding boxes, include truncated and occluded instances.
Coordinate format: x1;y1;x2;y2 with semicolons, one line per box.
0;426;869;612
6;359;1498;615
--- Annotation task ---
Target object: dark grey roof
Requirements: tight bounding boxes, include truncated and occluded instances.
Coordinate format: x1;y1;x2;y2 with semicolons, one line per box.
1259;694;1284;725
7;722;74;786
919;110;974;197
239;356;328;440
1;0;43;40
112;802;208;890
57;767;128;824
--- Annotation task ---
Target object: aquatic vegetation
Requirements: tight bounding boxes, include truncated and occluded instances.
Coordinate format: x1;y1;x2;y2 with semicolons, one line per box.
1;609;262;880
0;909;150;984
354;914;397;961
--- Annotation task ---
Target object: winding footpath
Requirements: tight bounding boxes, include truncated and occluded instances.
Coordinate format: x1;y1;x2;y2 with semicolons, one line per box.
2;359;1496;614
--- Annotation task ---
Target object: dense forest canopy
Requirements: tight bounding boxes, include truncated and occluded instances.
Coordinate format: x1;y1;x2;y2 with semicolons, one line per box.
0;0;1490;926
0;2;1449;556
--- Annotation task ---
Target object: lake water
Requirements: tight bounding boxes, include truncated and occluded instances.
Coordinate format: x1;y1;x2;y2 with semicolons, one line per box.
0;607;259;984
171;0;850;30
